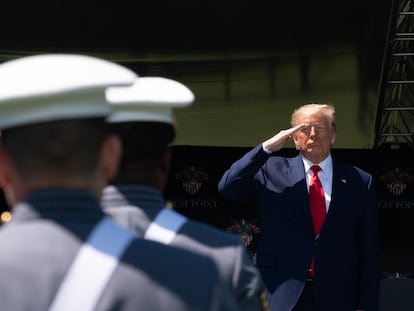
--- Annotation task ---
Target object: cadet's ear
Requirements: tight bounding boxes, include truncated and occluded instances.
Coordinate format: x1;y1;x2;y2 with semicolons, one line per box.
0;146;17;206
0;146;12;187
99;134;122;182
161;149;172;175
158;148;172;192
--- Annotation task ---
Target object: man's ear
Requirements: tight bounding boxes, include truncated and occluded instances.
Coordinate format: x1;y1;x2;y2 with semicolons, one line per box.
99;134;122;182
331;131;336;145
291;134;300;150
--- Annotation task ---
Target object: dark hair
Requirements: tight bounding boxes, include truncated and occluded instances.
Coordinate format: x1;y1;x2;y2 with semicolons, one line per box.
1;118;109;178
109;121;175;183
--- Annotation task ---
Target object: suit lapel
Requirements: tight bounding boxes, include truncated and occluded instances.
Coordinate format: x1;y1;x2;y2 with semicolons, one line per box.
282;157;348;237
319;160;347;236
283;156;314;234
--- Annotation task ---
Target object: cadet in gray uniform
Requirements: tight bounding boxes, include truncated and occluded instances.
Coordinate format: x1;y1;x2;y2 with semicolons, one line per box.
0;54;239;311
102;77;269;311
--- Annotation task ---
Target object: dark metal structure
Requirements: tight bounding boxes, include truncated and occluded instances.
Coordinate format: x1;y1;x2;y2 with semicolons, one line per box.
374;0;414;149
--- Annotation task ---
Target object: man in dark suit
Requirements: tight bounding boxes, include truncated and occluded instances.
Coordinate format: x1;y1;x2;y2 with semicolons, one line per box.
0;54;238;311
102;77;268;311
218;103;380;311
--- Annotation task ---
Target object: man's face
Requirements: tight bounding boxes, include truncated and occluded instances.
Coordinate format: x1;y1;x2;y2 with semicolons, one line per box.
292;112;336;163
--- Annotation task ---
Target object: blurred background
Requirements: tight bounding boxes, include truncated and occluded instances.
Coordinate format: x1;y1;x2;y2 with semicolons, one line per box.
2;2;414;309
0;0;390;147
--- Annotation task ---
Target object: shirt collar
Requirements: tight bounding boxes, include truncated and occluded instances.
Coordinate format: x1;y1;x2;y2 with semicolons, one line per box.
302;154;332;175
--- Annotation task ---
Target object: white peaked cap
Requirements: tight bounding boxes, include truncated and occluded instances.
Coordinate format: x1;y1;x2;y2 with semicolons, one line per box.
106;77;194;124
0;54;137;129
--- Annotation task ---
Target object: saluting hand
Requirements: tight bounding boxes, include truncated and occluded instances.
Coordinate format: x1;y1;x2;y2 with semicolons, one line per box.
262;123;305;153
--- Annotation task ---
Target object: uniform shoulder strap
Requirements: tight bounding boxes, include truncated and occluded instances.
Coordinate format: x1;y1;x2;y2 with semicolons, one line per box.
48;217;134;311
144;208;187;244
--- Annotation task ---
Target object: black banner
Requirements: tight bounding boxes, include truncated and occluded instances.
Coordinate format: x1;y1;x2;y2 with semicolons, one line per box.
165;146;414;273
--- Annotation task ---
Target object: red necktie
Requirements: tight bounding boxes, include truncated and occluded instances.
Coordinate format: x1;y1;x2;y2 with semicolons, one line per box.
309;165;326;277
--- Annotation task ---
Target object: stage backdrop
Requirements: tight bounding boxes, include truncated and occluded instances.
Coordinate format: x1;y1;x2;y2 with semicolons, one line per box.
165;146;414;275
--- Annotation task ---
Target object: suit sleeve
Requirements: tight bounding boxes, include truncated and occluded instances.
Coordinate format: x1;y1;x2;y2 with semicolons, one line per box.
218;144;270;203
357;173;380;311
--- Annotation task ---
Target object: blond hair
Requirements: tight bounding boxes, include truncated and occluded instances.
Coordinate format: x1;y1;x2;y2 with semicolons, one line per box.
291;103;336;130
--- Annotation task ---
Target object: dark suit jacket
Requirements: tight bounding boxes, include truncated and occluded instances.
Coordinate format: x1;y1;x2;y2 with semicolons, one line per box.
218;145;380;311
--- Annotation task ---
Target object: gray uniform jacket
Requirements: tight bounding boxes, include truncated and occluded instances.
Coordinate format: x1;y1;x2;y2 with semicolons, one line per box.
0;189;240;311
102;184;267;311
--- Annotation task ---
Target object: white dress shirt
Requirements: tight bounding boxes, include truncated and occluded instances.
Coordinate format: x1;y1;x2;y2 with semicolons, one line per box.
302;155;333;212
